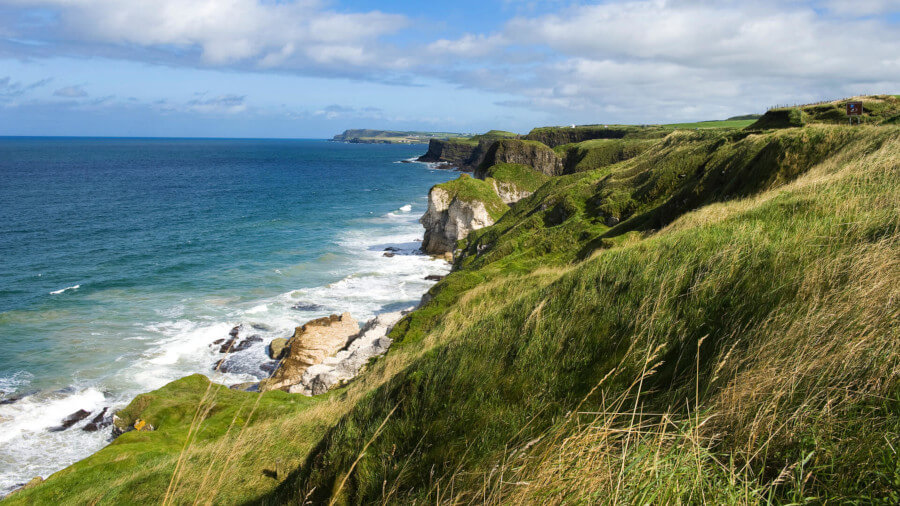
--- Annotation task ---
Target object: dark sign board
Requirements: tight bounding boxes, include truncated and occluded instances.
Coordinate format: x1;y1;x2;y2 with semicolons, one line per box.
847;101;863;116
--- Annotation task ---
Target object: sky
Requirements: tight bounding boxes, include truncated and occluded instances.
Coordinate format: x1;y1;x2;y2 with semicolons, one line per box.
0;0;898;138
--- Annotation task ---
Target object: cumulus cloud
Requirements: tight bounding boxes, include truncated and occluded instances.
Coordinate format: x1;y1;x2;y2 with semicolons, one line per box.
425;0;900;121
5;0;408;71
2;0;899;125
53;85;87;98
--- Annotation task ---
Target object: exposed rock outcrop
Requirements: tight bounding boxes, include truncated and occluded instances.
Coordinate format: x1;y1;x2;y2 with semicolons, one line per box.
417;139;492;172
419;184;497;255
523;126;634;148
294;309;410;395
259;313;359;392
476;139;563;177
490;179;534;204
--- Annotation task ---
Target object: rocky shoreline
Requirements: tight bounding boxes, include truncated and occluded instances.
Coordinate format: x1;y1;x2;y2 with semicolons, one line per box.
3;152;466;498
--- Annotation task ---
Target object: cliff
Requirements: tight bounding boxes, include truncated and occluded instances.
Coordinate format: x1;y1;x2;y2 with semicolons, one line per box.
475;138;564;177
12;98;900;505
417;130;518;170
481;163;549;204
419;175;506;254
331;129;468;144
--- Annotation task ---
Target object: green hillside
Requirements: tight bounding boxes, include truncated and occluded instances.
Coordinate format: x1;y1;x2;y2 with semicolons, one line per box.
7;101;900;505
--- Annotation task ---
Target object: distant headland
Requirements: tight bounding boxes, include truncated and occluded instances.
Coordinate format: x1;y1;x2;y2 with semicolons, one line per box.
330;129;473;144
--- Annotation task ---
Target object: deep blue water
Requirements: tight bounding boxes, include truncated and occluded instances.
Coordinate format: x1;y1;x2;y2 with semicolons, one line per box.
0;137;454;489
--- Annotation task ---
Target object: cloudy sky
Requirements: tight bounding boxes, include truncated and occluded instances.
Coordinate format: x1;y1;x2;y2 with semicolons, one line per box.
1;0;898;137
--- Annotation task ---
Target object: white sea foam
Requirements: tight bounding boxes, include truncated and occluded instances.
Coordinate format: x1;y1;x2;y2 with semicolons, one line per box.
0;387;111;492
49;285;80;295
0;371;33;396
0;193;451;493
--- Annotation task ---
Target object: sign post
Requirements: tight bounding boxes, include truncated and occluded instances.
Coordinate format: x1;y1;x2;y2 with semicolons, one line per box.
846;101;863;125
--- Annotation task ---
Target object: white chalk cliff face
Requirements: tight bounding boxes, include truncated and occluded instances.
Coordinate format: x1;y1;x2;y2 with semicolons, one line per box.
419;187;494;255
490;180;532;204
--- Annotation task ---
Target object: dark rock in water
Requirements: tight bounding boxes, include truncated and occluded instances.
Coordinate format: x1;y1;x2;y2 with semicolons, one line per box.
213;358;230;373
229;325;241;338
232;335;263;352
259;361;279;375
383;252;395;257
82;407;111;432
384;246;400;252
291;302;325;312
49;409;92;432
219;338;237;353
229;382;259;392
425;274;445;281
0;389;38;405
212;338;225;345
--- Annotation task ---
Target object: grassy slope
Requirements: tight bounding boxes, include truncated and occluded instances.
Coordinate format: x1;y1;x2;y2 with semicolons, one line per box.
749;95;900;129
554;138;659;174
481;163;549;193
661;118;757;129
434;174;509;221
266;125;900;504
10;124;899;505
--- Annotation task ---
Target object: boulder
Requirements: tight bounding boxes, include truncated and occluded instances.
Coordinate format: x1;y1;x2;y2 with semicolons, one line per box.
268;338;288;360
293;309;410;396
48;409;92;432
258;313;359;392
291;302;325;312
82;407;111;432
232;335;262;352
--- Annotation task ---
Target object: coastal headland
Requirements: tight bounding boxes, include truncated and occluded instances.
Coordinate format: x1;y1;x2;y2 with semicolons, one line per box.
5;95;900;504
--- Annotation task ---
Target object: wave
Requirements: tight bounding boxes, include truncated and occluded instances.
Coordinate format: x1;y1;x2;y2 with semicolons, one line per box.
49;285;80;295
0;196;450;492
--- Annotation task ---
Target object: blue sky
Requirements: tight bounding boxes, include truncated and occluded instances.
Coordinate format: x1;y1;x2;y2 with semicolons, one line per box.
1;0;898;138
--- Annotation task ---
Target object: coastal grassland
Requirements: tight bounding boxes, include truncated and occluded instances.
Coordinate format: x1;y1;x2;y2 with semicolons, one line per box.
749;95;900;129
661;118;758;129
8;123;899;505
554;138;659;173
481;163;549;193
264;125;900;504
433;174;509;221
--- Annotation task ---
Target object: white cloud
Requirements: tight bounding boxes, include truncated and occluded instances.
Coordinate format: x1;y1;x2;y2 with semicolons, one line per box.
427;0;900;121
7;0;408;69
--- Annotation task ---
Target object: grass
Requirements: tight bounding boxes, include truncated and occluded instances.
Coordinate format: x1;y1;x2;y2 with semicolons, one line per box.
264;124;900;504
434;174;509;221
554;137;659;173
11;118;900;505
661;119;757;129
481;163;549;193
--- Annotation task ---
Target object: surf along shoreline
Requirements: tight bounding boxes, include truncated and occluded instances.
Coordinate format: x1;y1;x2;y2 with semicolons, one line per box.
0;156;453;497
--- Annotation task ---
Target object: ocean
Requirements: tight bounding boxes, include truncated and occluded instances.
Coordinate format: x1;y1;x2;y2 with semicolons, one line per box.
0;137;454;492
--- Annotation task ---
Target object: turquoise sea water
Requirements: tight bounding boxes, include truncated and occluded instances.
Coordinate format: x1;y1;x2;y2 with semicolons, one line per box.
0;137;454;491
